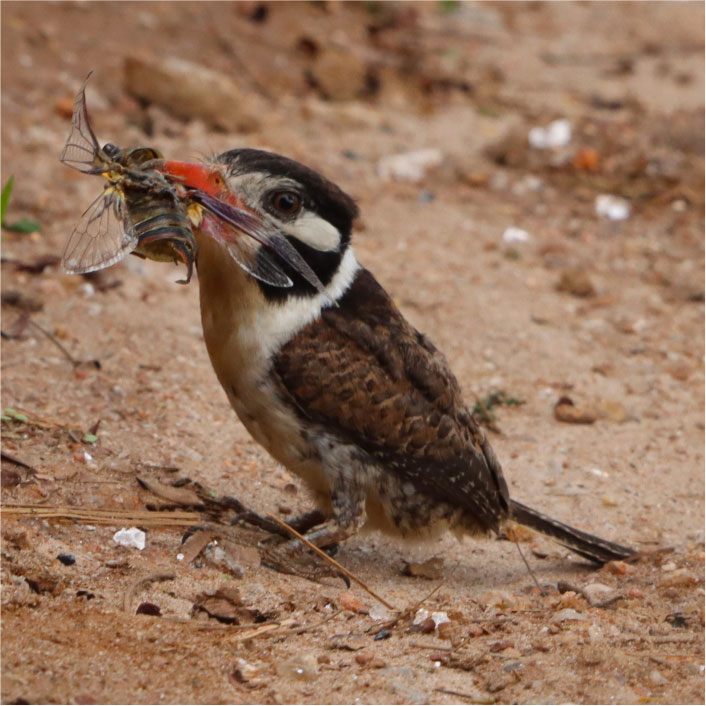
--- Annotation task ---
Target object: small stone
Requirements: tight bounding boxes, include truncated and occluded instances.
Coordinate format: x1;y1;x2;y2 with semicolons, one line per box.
661;561;677;572
113;527;146;550
661;569;698;588
528;119;572;149
595;194;631;221
582;583;617;607
402;556;444;580
627;588;644;599
552;608;584;623
57;553;76;566
377;149;444;183
554;396;597;425
413;609;450;629
604;560;632;575
369;605;393;622
136;602;161;616
338;592;368;614
502;226;531;243
354;653;373;666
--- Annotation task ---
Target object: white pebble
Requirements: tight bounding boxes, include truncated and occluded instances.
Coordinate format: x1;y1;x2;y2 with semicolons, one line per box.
528;119;572;149
595;194;631;221
502;226;531;243
113;527;146;550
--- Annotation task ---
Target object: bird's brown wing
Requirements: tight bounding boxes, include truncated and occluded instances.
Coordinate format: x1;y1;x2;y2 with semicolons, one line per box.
272;268;510;531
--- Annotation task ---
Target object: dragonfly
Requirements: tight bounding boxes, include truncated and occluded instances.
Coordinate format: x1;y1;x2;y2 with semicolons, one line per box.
60;76;326;293
60;74;197;282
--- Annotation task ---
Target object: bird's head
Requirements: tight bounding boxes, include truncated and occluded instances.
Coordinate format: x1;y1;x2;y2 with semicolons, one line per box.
161;149;359;302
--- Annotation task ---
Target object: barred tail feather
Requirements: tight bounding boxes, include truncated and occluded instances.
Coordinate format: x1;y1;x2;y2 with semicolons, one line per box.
510;500;636;564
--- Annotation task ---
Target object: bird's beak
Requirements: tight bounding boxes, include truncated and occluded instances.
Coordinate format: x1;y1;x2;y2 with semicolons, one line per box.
158;160;264;241
159;160;328;296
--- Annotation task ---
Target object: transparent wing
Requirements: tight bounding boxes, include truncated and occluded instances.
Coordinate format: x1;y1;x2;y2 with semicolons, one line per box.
201;212;293;288
193;191;326;293
59;73;106;174
62;187;138;274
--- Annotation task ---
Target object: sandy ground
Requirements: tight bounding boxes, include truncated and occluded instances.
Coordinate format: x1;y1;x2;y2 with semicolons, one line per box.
1;2;704;704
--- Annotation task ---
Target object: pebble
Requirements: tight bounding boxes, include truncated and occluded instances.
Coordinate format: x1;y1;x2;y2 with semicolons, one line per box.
595;194;631;221
338;591;368;614
502;226;531;243
57;553;76;566
377;149;444;183
413;609;450;628
552;608;584;623
528;119;572;149
582;583;617;606
112;527;146;550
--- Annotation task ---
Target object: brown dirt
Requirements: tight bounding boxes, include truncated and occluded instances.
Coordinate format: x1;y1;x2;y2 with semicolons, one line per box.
1;2;704;704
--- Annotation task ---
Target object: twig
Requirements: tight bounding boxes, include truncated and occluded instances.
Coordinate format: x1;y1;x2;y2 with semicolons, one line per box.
1;503;201;527
265;513;397;611
409;561;460;616
295;608;343;635
123;571;176;612
27;320;80;367
434;687;495;704
514;539;545;595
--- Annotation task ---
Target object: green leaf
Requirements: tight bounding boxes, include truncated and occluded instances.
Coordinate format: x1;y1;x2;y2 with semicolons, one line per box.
3;408;28;422
1;176;14;225
4;219;41;234
83;433;99;444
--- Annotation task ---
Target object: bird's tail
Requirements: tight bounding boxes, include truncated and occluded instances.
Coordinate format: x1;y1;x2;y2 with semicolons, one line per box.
510;500;636;564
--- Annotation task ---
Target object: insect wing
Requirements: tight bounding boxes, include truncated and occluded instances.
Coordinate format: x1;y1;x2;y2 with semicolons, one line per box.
59;73;106;174
200;209;293;288
193;191;326;293
62;187;137;274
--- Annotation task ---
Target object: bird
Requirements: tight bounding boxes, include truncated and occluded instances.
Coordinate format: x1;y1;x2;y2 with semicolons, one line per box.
159;148;636;571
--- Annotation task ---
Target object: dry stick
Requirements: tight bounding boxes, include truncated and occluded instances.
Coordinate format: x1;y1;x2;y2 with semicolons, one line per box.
295;608;344;636
434;687;494;705
265;513;397;611
409;561;460;616
27;320;80;367
513;539;545;595
1;503;201;527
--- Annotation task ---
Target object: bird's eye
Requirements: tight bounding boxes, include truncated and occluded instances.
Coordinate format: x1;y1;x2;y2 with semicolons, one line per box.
270;191;301;216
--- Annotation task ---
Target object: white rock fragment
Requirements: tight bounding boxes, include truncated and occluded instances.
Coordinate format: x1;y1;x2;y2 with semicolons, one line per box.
595;194;631;221
413;608;450;628
113;527;146;550
377;149;443;183
528;119;572;149
369;604;393;622
502;226;531;243
551;608;583;623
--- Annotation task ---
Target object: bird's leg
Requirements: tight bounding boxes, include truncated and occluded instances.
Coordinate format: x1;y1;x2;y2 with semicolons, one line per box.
259;481;366;580
231;506;327;539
